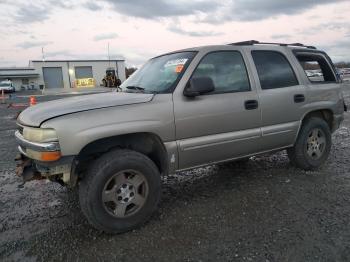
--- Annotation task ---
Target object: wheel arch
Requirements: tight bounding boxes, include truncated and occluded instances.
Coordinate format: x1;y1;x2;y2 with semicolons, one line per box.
73;132;168;179
294;108;334;144
301;109;334;130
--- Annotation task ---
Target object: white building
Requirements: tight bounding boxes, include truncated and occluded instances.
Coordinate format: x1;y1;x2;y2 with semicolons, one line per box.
0;59;126;91
0;67;39;91
30;59;125;89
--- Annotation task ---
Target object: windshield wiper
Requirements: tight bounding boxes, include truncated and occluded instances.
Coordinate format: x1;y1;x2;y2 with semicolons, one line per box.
125;86;145;93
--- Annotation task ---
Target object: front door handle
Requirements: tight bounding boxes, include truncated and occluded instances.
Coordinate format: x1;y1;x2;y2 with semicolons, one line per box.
294;94;305;103
244;100;258;110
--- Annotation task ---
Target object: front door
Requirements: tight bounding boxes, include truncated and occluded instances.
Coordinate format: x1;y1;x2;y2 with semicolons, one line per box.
173;50;262;169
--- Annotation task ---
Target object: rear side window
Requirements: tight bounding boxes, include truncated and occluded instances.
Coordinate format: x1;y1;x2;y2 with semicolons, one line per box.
295;53;336;83
252;51;299;89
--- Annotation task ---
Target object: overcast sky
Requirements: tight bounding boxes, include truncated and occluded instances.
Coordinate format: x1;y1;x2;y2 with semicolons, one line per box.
0;0;349;67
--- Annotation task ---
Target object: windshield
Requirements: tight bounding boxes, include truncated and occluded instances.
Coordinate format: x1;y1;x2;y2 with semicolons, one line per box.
120;51;196;94
0;83;11;87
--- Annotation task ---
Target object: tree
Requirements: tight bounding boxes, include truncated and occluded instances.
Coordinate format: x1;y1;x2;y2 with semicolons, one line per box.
125;67;137;78
334;62;350;68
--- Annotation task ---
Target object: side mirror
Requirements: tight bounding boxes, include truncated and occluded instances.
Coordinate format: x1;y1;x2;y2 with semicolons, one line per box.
183;77;215;97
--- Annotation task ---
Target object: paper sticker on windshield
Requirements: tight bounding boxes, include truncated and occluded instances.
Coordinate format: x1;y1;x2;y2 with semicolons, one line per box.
175;65;184;73
164;58;188;68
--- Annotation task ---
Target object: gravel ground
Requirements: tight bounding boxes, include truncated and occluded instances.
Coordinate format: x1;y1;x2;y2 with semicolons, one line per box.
1;86;350;261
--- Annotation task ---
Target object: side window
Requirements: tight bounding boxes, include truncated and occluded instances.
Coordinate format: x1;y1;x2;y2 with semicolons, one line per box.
295;53;336;83
75;66;93;79
252;51;299;89
192;51;250;94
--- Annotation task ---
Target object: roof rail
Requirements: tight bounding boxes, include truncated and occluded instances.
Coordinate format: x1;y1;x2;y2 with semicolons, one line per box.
229;40;316;49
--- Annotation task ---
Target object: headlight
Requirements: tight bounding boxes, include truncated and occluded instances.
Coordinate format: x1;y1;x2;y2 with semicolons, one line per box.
23;127;58;142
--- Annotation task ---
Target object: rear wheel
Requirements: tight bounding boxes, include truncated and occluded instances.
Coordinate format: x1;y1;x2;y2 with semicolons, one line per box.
287;117;331;170
79;149;161;233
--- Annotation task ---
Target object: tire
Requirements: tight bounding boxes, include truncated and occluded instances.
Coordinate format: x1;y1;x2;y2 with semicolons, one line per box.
287;117;331;170
79;149;161;234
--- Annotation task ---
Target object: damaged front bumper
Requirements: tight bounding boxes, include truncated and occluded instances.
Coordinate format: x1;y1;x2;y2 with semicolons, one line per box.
15;154;76;186
14;130;77;187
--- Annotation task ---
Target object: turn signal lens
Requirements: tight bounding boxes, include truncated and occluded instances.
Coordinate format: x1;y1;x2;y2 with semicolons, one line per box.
26;149;61;162
41;151;61;161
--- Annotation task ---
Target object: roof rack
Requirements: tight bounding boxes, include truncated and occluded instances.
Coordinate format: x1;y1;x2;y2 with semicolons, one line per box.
229;40;316;49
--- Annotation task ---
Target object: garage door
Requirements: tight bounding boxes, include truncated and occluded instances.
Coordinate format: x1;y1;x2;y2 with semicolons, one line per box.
43;67;64;88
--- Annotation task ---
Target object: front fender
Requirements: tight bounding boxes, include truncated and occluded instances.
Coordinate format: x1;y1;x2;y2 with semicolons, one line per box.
40;95;175;156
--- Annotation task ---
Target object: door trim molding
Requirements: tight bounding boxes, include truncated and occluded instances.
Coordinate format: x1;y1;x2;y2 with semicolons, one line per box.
178;127;261;152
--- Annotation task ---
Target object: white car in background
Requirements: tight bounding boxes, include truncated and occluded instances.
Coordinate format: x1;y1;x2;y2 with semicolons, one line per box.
0;80;15;93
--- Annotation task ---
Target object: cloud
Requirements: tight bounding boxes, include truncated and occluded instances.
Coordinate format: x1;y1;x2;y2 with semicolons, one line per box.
49;0;75;9
318;39;350;62
102;0;218;19
12;0;75;24
271;34;291;40
15;4;51;23
44;50;74;58
84;1;102;11
93;33;119;41
17;41;53;49
168;25;223;37
202;0;349;23
297;22;350;37
11;0;349;26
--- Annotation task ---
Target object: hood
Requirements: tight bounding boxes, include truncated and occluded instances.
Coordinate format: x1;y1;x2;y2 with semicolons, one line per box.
18;92;154;127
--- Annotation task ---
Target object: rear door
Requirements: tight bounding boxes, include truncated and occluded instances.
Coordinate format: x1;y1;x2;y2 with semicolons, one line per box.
248;49;306;151
173;50;262;169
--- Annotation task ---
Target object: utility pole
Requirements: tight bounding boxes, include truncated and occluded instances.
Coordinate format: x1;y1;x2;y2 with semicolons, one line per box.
42;47;46;94
108;42;110;67
42;47;45;62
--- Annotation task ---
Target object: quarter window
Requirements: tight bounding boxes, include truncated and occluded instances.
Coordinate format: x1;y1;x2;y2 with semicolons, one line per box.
192;51;250;94
252;51;298;89
295;53;336;83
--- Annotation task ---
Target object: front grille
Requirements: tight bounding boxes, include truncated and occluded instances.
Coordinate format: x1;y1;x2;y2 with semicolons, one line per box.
17;125;24;135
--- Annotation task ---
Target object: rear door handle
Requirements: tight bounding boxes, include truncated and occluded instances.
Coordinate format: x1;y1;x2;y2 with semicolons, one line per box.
244;100;258;110
294;94;305;103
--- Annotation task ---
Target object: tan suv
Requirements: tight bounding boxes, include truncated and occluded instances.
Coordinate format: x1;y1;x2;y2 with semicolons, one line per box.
15;41;345;233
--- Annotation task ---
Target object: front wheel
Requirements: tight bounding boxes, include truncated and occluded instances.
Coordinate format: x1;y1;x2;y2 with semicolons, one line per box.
287;117;331;170
79;149;161;233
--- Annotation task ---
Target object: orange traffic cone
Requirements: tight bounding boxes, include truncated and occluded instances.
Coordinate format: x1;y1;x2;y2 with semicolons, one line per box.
1;90;5;104
29;96;37;106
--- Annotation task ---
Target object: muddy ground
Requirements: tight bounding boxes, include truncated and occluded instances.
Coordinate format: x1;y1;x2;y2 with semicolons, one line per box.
1;86;350;261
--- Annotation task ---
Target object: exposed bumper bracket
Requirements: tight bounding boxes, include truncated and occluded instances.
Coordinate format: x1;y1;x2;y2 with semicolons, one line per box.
15;154;44;183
